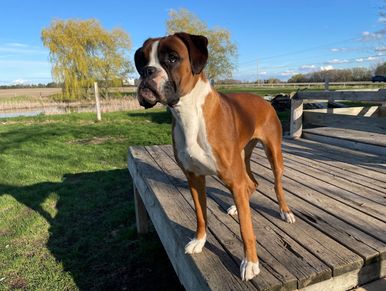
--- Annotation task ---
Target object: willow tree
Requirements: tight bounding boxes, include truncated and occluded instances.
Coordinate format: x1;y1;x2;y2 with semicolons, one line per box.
167;9;237;81
42;19;132;100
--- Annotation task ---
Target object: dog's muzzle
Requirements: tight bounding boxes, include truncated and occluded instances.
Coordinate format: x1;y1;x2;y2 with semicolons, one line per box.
137;79;160;109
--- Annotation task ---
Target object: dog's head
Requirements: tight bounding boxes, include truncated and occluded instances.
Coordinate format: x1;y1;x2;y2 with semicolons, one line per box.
134;32;208;108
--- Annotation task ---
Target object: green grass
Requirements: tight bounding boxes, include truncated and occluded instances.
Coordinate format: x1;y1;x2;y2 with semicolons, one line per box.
0;109;184;290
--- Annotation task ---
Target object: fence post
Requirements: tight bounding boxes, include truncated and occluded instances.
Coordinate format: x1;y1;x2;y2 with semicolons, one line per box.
324;76;330;91
94;82;101;121
289;93;303;139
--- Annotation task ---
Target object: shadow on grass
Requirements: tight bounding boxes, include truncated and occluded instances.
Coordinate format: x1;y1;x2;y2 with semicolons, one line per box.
0;169;182;290
127;109;172;124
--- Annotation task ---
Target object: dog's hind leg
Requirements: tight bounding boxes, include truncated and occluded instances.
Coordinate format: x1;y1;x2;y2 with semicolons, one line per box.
185;173;208;254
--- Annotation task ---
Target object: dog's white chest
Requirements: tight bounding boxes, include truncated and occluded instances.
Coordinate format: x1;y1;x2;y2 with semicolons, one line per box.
171;80;217;176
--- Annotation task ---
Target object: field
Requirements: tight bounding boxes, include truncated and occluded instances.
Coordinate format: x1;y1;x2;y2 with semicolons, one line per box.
0;87;138;112
0;109;183;290
0;83;382;113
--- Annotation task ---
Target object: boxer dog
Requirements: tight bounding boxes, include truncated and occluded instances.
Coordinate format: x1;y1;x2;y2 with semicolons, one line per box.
134;32;295;281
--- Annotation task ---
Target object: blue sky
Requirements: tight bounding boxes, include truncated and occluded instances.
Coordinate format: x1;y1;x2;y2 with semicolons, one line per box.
0;0;385;84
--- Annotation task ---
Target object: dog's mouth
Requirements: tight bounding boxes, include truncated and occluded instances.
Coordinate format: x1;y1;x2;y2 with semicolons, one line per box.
138;80;180;109
138;86;159;109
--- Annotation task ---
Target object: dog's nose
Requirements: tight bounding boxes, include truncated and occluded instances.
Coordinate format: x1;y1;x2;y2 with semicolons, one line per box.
143;66;156;78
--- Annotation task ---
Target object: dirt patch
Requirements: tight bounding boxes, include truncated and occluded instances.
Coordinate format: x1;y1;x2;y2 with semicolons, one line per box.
8;275;28;289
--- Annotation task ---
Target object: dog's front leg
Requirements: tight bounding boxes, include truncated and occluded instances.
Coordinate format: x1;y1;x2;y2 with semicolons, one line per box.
185;172;207;254
231;182;260;281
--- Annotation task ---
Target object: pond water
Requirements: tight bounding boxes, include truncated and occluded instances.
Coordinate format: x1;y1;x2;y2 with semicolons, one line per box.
0;111;44;118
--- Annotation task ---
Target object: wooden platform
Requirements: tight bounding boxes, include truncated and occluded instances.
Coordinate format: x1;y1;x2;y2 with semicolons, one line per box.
128;138;386;291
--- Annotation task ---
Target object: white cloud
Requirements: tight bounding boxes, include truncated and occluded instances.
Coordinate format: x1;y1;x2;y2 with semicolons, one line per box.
300;65;316;69
355;56;383;63
0;60;50;66
361;31;385;41
378;16;386;23
375;46;386;52
259;71;267;75
12;79;29;85
280;70;298;76
6;42;29;48
298;64;317;73
0;43;47;55
330;48;347;52
326;59;349;64
321;65;334;71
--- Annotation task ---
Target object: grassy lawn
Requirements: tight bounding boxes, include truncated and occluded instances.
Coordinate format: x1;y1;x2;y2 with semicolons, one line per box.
0;109;185;290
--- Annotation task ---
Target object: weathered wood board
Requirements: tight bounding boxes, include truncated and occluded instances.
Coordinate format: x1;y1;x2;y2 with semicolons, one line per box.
302;127;386;156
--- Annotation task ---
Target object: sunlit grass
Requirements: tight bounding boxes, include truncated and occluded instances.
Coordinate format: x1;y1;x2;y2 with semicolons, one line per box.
0;109;183;290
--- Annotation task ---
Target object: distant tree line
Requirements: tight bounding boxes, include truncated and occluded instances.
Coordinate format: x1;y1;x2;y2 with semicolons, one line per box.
288;67;373;83
0;82;60;89
288;63;386;83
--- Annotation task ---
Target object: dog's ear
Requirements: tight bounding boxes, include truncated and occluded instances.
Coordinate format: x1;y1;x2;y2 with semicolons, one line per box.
134;38;153;75
174;32;208;74
134;47;146;75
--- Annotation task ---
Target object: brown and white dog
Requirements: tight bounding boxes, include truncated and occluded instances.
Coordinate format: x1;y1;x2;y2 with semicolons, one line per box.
134;32;295;281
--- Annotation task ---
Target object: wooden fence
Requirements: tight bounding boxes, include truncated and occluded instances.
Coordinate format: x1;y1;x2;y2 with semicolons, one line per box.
289;89;386;139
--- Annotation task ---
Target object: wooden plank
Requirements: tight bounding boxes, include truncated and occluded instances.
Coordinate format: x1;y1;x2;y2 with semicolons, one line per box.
280;147;386;203
250;153;386;243
353;277;386;291
133;186;148;233
298;263;384;291
280;142;386;193
247;157;386;263
147;145;287;290
303;106;379;117
128;146;257;291
158;145;331;289
296;89;386;101
283;138;386;178
290;98;303;139
302;130;386;156
253;149;386;220
303;127;386;147
303;112;386;135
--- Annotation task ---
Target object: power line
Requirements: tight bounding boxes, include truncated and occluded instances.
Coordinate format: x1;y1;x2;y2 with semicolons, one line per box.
237;35;364;66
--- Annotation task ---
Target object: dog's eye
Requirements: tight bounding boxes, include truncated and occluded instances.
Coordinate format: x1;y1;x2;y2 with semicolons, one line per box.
168;54;178;63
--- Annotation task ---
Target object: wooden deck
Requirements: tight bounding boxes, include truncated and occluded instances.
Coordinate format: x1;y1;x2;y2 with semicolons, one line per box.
128;138;386;291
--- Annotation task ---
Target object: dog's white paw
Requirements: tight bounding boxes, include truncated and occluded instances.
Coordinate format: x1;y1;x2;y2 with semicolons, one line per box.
185;234;206;254
227;205;238;216
280;210;296;223
240;258;260;281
